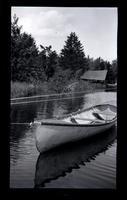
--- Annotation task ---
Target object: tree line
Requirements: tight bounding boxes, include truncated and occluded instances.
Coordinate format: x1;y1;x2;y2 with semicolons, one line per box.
11;14;117;84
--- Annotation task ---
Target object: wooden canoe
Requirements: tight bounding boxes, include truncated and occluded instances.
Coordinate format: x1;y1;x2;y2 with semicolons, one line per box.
35;126;116;187
35;104;117;153
106;83;117;88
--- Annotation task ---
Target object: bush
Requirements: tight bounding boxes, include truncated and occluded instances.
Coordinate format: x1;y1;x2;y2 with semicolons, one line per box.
48;69;73;93
67;80;94;93
11;81;53;98
11;81;35;98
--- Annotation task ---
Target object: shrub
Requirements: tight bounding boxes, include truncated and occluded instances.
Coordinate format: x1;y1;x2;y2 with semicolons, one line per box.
11;81;36;98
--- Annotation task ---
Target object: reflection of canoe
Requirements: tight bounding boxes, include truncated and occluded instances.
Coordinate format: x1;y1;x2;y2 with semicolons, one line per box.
106;83;117;88
106;83;117;91
35;104;117;153
35;126;117;187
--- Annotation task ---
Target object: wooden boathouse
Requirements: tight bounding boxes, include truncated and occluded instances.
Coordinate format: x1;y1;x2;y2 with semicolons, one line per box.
80;70;108;84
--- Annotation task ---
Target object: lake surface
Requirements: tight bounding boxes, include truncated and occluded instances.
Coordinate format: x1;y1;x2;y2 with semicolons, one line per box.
10;91;117;188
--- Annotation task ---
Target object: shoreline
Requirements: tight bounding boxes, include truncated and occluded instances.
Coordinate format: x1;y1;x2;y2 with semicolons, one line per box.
11;80;109;99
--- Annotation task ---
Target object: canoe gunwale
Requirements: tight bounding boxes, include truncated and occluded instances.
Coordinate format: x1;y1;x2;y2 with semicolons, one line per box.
40;104;117;127
57;104;116;119
41;117;117;127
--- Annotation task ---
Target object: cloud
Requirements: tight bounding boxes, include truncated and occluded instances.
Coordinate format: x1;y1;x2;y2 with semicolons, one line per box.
13;9;75;51
14;9;77;51
17;10;70;38
11;7;117;61
39;10;67;28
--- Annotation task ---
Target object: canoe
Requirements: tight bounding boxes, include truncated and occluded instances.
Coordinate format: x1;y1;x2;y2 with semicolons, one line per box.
106;83;117;91
35;126;116;187
35;104;117;153
106;83;117;88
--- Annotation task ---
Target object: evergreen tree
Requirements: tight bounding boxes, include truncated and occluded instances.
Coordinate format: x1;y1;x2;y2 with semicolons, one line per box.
87;57;107;70
111;59;117;82
11;14;39;82
105;62;114;83
38;45;58;81
11;14;22;81
59;32;88;78
47;50;58;80
100;60;107;70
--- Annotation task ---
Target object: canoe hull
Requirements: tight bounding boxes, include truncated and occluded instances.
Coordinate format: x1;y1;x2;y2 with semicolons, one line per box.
36;119;116;153
35;126;116;187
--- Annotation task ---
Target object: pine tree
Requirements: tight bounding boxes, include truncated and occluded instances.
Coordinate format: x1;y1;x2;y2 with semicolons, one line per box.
11;14;39;82
106;62;114;83
38;45;58;81
11;14;22;81
59;32;88;78
111;59;117;82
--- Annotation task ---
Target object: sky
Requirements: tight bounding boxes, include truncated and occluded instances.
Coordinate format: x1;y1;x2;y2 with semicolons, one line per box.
11;7;117;62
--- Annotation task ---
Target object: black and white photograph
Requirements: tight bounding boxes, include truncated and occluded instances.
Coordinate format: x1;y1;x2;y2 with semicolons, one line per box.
10;7;117;189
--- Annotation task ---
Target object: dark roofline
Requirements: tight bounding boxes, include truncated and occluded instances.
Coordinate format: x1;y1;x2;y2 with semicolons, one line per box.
81;70;108;81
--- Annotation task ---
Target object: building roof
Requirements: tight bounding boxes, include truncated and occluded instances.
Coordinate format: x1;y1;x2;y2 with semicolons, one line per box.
81;70;108;81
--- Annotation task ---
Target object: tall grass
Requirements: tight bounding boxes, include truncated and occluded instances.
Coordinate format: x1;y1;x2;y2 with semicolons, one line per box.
11;80;68;98
11;81;49;98
11;79;103;99
67;80;94;93
11;82;34;98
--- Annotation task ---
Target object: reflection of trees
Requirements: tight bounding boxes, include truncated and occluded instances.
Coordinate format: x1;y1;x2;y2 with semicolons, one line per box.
10;125;37;166
10;103;37;144
51;101;66;117
35;95;85;119
10;124;28;165
10;96;85;167
35;100;54;120
44;101;54;119
10;103;38;164
59;95;85;115
11;103;37;123
10;124;28;141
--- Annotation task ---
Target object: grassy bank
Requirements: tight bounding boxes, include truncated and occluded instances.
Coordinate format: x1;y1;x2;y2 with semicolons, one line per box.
11;81;70;98
11;81;47;98
11;80;104;99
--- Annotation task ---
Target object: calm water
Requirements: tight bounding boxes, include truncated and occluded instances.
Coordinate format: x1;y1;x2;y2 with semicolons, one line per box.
10;91;117;188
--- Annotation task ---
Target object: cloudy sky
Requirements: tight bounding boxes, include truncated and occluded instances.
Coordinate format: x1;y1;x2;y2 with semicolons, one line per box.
11;7;117;62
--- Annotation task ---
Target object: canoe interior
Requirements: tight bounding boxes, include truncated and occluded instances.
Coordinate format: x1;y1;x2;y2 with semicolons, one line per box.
35;104;117;153
40;104;117;126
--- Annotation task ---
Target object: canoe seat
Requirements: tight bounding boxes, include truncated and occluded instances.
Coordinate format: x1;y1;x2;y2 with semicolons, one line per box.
70;117;78;124
92;112;105;120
